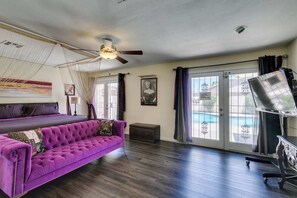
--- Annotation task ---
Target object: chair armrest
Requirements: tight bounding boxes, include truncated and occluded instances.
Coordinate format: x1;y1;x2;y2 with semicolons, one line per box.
0;135;32;197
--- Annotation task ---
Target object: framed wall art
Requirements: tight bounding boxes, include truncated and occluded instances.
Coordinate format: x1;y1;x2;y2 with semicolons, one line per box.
141;78;157;106
65;84;75;96
0;78;52;98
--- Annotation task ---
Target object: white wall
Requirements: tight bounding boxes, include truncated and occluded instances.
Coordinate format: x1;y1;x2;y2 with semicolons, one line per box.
100;47;288;141
287;38;297;136
0;66;67;114
288;38;297;68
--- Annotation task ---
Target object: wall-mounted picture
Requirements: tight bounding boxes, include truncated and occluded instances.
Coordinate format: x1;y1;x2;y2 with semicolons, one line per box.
141;78;157;106
0;78;52;98
65;84;75;96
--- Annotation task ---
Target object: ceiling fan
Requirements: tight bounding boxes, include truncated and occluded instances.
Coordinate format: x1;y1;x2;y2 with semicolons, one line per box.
73;38;143;64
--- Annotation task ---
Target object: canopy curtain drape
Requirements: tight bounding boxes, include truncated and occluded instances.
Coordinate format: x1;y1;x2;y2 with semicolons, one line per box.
58;45;75;116
62;48;101;119
174;67;191;143
117;73;126;120
253;55;284;154
0;27;55;85
66;95;72;115
67;64;98;119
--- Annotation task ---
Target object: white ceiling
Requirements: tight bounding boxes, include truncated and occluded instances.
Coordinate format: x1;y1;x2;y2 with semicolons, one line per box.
0;0;297;70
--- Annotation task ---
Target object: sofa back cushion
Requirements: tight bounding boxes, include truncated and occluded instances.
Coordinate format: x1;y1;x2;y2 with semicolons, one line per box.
42;120;100;150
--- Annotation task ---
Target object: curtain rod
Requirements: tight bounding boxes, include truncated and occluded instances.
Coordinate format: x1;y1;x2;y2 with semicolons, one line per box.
138;74;157;78
172;54;288;71
98;72;130;78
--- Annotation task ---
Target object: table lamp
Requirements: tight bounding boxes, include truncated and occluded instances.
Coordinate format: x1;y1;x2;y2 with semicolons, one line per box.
71;96;80;116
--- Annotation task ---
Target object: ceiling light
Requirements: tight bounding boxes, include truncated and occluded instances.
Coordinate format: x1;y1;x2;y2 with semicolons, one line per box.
234;26;247;34
99;44;117;59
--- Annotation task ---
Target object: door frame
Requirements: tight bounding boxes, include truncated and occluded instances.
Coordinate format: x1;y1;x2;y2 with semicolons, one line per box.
223;68;258;153
189;71;225;149
95;77;118;119
189;68;258;152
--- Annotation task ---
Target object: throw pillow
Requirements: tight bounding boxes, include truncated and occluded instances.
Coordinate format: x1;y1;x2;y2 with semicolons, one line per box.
8;128;45;156
97;120;114;136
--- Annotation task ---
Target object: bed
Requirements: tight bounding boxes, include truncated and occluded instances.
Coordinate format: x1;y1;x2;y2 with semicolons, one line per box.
0;102;88;134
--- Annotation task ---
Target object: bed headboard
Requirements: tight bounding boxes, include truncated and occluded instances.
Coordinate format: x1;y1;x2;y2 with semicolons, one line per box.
0;102;59;119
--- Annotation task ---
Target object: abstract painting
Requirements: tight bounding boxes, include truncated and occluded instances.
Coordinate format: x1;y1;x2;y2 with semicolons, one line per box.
0;78;52;98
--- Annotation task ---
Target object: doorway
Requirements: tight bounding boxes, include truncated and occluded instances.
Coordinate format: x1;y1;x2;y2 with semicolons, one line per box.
190;69;258;152
95;80;118;120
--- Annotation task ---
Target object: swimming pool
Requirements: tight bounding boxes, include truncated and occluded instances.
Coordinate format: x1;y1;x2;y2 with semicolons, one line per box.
192;112;257;127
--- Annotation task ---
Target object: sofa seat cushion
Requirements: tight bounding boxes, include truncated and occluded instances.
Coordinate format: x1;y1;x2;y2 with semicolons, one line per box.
28;135;122;182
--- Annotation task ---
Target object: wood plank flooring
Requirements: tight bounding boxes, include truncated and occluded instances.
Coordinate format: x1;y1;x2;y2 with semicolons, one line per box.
1;137;297;198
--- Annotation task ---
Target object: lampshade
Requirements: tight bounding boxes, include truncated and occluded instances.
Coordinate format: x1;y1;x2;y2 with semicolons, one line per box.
71;96;80;104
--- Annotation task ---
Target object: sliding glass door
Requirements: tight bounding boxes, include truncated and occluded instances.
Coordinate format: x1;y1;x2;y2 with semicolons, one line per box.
190;68;258;152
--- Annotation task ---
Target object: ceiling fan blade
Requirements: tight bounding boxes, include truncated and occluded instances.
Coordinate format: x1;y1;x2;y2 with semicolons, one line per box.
116;56;128;64
118;50;143;55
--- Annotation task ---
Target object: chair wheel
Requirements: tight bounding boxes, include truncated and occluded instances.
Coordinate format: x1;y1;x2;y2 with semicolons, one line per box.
264;178;268;184
246;160;250;167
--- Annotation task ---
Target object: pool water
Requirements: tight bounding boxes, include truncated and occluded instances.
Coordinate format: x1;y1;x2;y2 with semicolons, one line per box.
192;113;256;127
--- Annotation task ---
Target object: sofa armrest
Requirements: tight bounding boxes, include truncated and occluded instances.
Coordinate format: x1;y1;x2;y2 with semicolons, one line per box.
113;120;126;139
0;135;32;198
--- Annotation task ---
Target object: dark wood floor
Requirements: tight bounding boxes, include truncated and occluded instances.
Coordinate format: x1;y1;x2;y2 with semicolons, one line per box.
1;137;297;198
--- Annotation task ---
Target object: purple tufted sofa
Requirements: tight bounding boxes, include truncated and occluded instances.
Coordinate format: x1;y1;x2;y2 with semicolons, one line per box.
0;119;126;198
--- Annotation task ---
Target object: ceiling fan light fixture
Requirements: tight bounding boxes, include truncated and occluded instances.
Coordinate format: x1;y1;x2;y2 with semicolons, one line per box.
99;44;117;59
74;38;142;64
